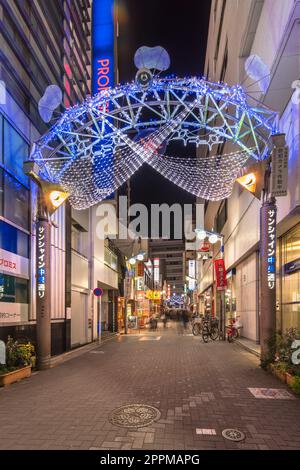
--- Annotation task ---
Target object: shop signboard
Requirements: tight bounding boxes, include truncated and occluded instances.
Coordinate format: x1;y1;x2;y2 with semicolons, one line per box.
0;248;29;278
0;303;28;323
270;136;288;197
145;290;161;300
284;258;300;275
198;241;211;252
214;259;227;290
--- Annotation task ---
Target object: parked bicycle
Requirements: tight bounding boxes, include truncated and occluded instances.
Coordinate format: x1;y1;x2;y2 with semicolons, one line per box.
226;317;243;343
191;314;204;336
201;316;220;342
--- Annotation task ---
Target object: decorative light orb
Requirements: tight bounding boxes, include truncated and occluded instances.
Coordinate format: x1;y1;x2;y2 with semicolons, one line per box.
197;230;207;240
129;257;136;265
209;234;219;244
136;253;144;261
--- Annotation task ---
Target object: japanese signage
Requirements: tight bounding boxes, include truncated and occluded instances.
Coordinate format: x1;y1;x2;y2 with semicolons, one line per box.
266;208;276;290
36;219;51;335
0;248;29;278
271;135;288;197
198;241;211;252
214;259;227;290
92;0;115;96
145;290;161;300
0;303;28;324
37;225;46;299
136;262;144;278
153;258;160;283
135;277;144;291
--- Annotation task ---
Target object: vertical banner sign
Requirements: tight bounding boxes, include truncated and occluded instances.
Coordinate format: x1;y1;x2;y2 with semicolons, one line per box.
92;0;115;96
270;134;288;197
260;200;277;361
36;218;51;364
92;0;115;198
214;259;227;290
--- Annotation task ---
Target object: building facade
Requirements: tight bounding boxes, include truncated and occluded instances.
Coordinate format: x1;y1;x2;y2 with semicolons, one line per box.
149;239;185;297
0;0;120;356
197;0;300;341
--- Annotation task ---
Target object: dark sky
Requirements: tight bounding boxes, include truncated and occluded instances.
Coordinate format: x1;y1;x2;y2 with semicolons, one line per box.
118;0;211;207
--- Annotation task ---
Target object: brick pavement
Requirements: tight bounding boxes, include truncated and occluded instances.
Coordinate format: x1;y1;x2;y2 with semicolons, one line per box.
0;321;299;450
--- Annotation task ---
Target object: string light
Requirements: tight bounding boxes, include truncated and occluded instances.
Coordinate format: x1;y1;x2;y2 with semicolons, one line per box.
30;77;277;210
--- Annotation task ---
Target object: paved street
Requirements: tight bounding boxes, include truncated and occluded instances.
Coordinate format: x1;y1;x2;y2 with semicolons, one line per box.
0;322;300;451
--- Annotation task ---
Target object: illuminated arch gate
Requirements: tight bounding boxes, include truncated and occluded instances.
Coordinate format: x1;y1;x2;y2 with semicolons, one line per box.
30;78;278;209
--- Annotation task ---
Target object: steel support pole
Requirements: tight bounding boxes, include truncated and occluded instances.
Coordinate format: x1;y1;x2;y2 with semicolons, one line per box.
260;197;277;364
36;191;51;369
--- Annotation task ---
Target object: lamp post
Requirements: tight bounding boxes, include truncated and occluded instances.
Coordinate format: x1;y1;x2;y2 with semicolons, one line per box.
23;161;69;369
195;228;226;340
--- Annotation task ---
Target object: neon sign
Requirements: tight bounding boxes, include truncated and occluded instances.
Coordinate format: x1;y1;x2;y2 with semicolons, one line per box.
92;0;114;96
267;209;276;290
37;226;46;299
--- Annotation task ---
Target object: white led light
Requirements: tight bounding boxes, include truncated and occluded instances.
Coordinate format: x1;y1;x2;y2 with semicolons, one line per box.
30;77;276;210
197;230;207;240
136;253;144;261
129;257;136;265
208;234;219;244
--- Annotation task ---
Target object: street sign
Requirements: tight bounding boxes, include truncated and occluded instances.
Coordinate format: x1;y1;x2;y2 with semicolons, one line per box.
93;287;103;297
198;241;211;252
270;136;288;197
214;259;227;290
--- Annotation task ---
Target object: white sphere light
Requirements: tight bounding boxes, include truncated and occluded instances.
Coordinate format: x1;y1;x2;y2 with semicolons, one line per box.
136;253;144;261
197;230;207;240
129;257;136;265
209;234;219;244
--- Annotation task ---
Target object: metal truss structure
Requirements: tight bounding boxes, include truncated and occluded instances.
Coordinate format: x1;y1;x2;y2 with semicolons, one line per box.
30;77;278;209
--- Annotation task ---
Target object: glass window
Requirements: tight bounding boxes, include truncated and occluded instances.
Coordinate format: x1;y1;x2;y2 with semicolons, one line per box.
0;220;29;258
3;119;29;186
3;172;29;230
0;168;3;215
0;114;3;163
0;274;29;304
280;224;300;331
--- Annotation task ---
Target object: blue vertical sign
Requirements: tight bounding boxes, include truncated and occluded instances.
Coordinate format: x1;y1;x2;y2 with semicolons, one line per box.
92;0;115;97
92;0;115;199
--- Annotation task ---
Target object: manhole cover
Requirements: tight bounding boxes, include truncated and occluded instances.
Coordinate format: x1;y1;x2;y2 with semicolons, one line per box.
222;429;245;442
109;404;161;428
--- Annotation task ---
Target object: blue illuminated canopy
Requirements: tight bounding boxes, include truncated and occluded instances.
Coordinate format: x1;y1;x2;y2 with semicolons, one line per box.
30;77;278;209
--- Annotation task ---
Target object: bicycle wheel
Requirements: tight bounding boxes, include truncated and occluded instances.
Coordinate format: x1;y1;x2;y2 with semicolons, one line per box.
192;323;201;336
210;326;219;341
202;326;210;343
233;328;239;339
227;332;234;343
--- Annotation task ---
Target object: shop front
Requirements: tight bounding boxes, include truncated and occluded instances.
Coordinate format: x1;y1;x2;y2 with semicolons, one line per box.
277;223;300;332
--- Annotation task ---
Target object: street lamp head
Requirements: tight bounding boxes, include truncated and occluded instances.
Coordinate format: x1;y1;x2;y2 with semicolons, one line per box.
136;252;145;261
208;234;219;244
196;230;207;240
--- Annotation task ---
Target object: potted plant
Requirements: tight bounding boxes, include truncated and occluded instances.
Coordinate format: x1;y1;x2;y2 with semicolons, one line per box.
271;361;288;383
0;336;35;387
289;376;300;395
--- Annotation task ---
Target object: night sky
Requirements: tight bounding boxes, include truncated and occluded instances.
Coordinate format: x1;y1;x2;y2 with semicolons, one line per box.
118;0;211;207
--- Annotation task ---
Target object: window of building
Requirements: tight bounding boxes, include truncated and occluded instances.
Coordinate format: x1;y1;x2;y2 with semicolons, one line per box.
215;199;227;233
278;224;300;332
0;220;29;258
3;171;30;230
3;117;29;186
0;274;29;304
